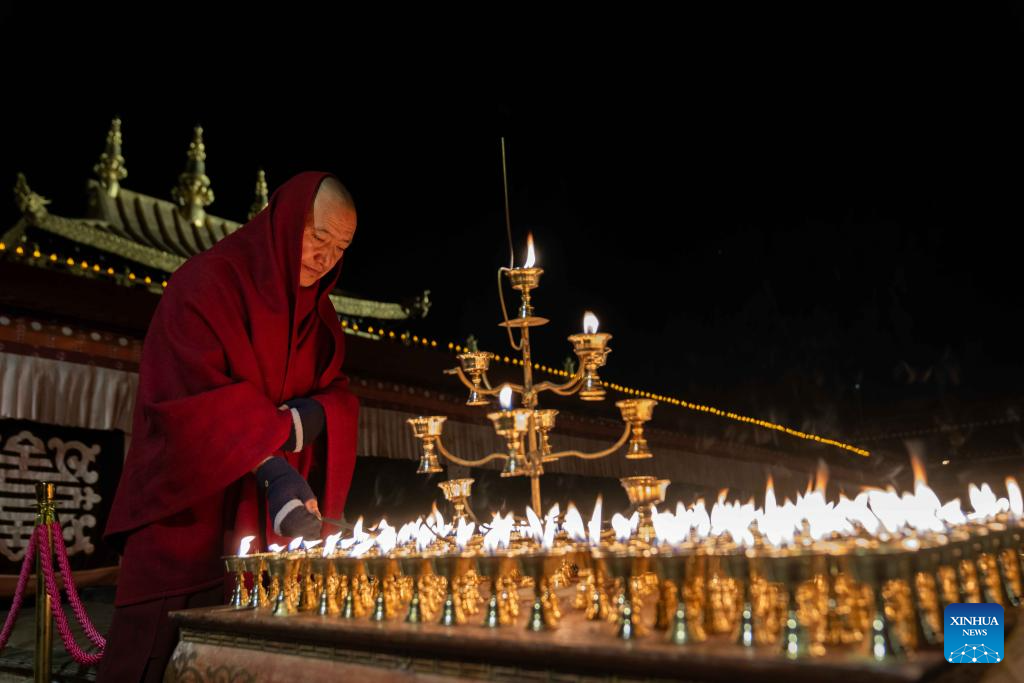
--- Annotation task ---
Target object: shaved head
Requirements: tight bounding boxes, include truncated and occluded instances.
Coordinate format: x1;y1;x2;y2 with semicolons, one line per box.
300;177;357;287
315;177;355;212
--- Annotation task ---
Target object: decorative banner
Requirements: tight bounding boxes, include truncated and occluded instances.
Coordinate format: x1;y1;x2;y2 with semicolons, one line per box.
0;418;123;574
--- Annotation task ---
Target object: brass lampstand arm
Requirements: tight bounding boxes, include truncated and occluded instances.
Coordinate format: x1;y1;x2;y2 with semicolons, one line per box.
435;436;509;468
532;368;585;396
542;423;632;462
445;366;525;397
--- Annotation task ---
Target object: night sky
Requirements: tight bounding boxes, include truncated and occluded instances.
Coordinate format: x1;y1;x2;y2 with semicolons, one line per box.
3;4;1023;462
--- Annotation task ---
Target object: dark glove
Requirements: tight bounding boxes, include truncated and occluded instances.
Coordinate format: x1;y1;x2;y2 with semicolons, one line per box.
279;397;326;452
255;456;322;539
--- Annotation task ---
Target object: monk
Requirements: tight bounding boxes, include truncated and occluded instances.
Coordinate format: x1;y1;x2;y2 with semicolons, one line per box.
97;172;360;682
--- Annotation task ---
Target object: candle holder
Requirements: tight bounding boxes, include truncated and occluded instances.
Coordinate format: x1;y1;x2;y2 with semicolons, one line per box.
620;476;669;542
224;555;249;609
243;554;269;609
405;417;446;475
765;549;817;659
399;554;427;623
309;555;336;617
1009;524;1024;580
438;478;477;523
431;553;472;626
851;545;907;662
534;409;558;458
488;409;531;477
910;549;942;647
654;550;704;645
364;555;395;622
724;550;757;648
616;399;656;459
519;550;565;631
593;549;649;640
335;555;361;619
503;267;548;326
569;332;611;401
937;540;964;607
476;552;515;627
575;547;611;621
295;552;317;612
456;351;495;406
268;554;297;617
997;530;1023;608
408;416;446;474
975;525;1007;606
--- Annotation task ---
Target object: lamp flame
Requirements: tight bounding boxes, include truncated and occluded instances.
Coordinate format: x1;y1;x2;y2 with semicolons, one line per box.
1007;477;1023;517
350;537;375;558
691;499;711;538
376;524;397;555
499;384;513;411
542;518;556;549
524;233;536;268
563;503;587;542
815;459;829;494
416;523;435;552
455;517;476;549
653;506;688;545
588;496;603;546
525;505;545;542
545;503;560;522
611;512;632;542
939;498;967;527
238;535;256;557
968;483;999;521
482;512;513;553
323;532;343;557
909;449;928;487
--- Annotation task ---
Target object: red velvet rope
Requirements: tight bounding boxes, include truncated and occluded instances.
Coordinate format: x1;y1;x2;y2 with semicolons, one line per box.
38;524;105;666
0;527;37;651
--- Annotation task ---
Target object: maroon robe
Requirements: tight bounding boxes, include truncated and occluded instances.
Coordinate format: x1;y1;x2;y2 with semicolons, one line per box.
98;171;359;681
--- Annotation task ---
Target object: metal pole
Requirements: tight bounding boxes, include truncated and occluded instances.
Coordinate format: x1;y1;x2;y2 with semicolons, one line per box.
34;482;54;683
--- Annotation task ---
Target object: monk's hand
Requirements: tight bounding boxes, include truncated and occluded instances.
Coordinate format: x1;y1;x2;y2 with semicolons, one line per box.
255;456;323;539
278;397;326;451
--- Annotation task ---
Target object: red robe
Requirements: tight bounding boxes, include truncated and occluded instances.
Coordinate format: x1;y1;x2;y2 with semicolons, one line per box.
104;171;359;608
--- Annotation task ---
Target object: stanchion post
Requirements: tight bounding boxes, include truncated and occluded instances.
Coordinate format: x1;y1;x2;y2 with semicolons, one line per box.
34;482;55;683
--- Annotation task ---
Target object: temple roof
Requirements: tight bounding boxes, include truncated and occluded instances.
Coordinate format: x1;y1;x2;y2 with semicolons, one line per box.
3;118;429;322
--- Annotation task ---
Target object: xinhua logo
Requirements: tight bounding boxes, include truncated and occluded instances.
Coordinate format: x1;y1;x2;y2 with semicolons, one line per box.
944;603;1004;663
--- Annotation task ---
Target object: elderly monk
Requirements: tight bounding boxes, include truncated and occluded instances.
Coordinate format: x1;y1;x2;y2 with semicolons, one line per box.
97;172;360;682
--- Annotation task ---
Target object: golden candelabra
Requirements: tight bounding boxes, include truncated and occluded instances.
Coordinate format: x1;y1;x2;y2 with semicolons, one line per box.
408;235;657;515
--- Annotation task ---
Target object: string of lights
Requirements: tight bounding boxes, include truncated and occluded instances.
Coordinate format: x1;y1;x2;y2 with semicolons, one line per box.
2;240;870;457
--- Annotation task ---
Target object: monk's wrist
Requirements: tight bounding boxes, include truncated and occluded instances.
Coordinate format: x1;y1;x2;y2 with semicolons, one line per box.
252;456;273;474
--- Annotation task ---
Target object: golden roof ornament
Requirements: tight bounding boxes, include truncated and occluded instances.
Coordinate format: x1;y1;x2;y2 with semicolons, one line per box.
171;126;214;227
248;168;269;220
93;117;127;197
14;173;51;220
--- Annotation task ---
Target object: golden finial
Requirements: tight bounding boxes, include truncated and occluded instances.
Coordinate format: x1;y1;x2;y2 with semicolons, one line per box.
14;173;51;220
171;125;214;227
94;117;127;197
248;168;269;220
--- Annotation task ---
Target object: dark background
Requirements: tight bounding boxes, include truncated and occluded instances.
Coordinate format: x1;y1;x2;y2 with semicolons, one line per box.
2;3;1023;472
